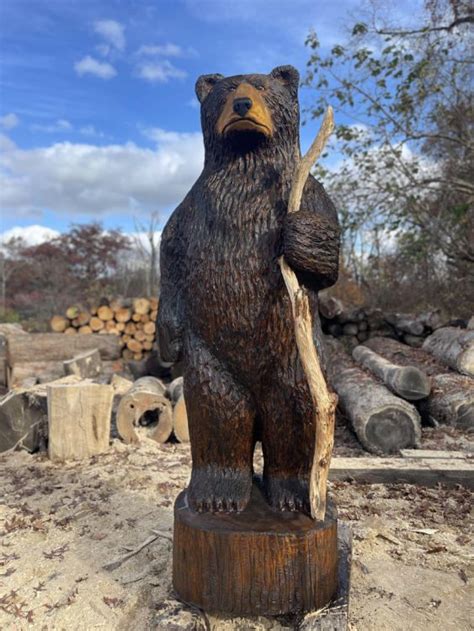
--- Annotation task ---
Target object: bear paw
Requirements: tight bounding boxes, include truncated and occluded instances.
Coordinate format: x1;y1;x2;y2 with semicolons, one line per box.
263;476;310;514
188;467;252;513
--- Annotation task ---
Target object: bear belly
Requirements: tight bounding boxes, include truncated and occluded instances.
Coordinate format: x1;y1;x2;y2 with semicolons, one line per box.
184;222;286;370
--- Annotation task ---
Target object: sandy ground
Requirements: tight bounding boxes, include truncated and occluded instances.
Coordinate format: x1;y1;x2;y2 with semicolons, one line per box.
0;436;472;630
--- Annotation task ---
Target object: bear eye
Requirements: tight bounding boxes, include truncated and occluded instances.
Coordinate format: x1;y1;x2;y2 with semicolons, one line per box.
257;85;265;91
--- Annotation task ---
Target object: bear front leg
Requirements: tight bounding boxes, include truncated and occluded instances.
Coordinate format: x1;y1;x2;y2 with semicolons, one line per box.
184;335;256;513
282;210;340;290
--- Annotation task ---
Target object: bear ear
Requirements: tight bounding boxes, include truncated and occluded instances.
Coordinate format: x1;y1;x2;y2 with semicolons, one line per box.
195;73;224;103
270;65;300;92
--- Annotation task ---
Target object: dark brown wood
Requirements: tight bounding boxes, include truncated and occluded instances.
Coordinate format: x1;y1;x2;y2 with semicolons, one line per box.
299;522;352;630
173;483;338;616
158;66;340;516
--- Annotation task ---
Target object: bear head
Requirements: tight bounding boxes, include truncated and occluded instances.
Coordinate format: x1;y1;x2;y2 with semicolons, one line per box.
195;65;300;163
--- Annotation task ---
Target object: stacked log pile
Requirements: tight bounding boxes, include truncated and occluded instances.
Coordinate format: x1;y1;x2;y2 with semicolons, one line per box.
50;297;159;361
317;293;464;349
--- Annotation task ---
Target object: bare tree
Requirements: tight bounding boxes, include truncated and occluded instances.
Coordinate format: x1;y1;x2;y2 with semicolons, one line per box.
133;211;161;297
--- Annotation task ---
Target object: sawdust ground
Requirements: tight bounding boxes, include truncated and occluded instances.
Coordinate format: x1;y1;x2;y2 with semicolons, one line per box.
0;440;472;630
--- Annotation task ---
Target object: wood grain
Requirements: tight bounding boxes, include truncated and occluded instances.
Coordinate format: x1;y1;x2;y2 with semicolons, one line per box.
173;482;338;616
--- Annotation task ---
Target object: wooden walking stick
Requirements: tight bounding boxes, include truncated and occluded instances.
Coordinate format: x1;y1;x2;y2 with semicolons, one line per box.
279;106;338;521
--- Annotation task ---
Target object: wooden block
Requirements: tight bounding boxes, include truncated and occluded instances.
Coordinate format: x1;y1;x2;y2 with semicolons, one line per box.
299;522;352;630
63;349;102;379
47;382;113;461
330;457;474;489
7;332;121;364
173;483;338;616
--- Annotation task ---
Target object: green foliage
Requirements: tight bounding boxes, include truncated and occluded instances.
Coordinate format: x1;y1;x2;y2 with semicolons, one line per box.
304;0;473;313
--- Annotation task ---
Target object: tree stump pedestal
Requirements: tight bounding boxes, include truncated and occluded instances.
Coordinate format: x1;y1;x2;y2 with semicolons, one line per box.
173;482;339;616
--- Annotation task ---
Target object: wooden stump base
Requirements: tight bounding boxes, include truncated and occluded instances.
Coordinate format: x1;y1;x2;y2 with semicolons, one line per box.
173;482;338;616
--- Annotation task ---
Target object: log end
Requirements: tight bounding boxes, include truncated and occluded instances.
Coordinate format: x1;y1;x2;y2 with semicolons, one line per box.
365;407;420;455
395;366;431;400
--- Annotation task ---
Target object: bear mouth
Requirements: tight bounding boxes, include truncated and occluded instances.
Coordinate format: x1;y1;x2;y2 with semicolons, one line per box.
222;117;271;136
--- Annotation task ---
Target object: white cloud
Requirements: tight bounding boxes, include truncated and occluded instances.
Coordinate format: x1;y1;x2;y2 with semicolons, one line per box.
0;113;19;130
136;43;196;58
136;60;187;83
31;119;73;133
0;130;204;217
79;125;106;138
0;225;60;247
93;19;125;52
74;55;117;79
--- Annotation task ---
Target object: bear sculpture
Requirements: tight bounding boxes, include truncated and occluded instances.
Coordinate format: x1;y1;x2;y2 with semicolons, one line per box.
157;65;340;515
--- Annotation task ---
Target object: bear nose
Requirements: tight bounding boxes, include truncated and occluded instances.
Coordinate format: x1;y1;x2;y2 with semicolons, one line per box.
233;97;253;117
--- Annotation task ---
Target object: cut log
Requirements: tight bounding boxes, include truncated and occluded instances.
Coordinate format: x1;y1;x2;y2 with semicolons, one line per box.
9;361;65;387
116;376;171;444
385;313;425;336
89;316;105;332
127;339;143;354
0;376;83;452
132;312;142;322
78;325;92;335
422;327;474;376
111;374;134;396
116;322;126;332
75;311;91;327
115;308;131;323
47;382;113;461
7;332;121;364
352;345;431;401
342;323;358;336
50;315;68;332
173;394;189;442
97;305;114;321
166;377;184;404
0;385;48;452
363;336;445;375
64;327;77;335
134;330;146;342
133;298;150;315
143;321;156;335
418;373;474;429
403;334;424;348
63;349;102;379
326;338;421;455
124;322;136;335
65;306;79;320
318;293;344;320
173;486;338;615
363;337;473;428
140;314;150;324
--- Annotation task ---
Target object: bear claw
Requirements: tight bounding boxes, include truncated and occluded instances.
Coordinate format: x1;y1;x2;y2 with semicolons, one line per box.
188;467;252;514
264;476;310;514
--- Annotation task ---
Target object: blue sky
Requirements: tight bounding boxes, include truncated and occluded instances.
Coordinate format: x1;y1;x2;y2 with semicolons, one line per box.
0;0;419;243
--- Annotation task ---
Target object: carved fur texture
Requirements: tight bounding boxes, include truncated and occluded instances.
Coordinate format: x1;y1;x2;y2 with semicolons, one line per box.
157;65;340;514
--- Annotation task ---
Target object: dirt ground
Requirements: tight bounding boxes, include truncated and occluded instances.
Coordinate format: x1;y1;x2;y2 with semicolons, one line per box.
0;435;472;630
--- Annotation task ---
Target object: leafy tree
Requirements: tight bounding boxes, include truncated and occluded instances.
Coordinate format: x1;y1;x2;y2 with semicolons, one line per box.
304;0;473;314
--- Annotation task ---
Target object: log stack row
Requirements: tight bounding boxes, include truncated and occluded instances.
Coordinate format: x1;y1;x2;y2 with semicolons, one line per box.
317;293;467;350
50;297;159;361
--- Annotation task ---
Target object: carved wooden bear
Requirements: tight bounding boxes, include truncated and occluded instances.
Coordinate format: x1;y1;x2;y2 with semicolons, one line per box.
158;65;340;514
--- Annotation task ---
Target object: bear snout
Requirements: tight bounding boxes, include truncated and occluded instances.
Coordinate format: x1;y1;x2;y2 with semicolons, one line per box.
233;97;253;117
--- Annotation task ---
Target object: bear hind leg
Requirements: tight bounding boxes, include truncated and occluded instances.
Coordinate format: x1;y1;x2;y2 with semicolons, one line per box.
184;339;256;513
